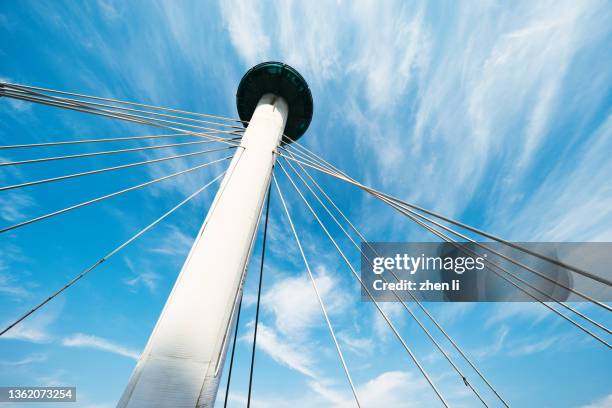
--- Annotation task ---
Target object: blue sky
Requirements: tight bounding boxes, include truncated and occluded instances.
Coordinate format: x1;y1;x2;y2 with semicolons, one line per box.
0;1;611;407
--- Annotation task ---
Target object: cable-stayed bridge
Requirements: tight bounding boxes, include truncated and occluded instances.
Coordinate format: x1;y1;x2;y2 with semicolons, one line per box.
0;62;610;407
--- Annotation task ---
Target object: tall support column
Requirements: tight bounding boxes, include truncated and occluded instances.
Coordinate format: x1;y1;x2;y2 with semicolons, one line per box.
118;94;287;407
118;61;313;408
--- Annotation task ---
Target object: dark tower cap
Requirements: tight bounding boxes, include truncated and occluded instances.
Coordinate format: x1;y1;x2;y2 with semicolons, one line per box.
236;61;313;142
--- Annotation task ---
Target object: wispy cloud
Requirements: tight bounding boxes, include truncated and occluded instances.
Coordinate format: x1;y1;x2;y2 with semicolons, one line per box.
337;331;374;355
123;270;160;293
36;369;71;387
486;303;550;327
244;322;317;378
262;267;350;338
473;325;509;358
3;98;33;113
373;301;405;341
96;0;120;21
0;353;47;366
580;394;612;408
433;303;476;325
2;323;52;343
122;257;161;293
0;192;35;223
0;299;62;343
474;326;582;359
220;0;270;66
489;114;612;241
148;224;194;256
240;267;353;381
508;335;560;356
309;370;433;408
62;333;140;360
357;371;431;408
0;272;30;299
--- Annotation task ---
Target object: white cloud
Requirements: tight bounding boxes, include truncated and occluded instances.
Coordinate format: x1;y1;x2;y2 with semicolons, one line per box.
36;369;71;387
348;0;609;229
0;272;30;299
247;322;317;378
262;267;349;338
97;0;120;20
0;353;47;366
2;323;52;343
337;331;374;355
433;303;476;325
218;0;428;98
218;370;437;408
508;335;559;356
148;224;194;256
465;1;588;171
0;191;35;223
122;257;161;293
62;333;140;360
580;394;612;408
358;371;431;407
123;270;160;292
486;303;550;327
473;325;509;358
0;300;62;343
240;266;359;386
489;114;612;241
308;380;350;406
220;0;271;66
4;98;33;112
373;301;405;340
265;213;301;264
308;370;433;408
472;326;583;359
349;2;429;111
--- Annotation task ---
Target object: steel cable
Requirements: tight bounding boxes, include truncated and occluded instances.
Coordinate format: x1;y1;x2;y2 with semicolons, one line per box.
0;146;236;192
0;155;233;234
276;160;450;407
1;81;243;124
274;175;361;408
0;171;226;337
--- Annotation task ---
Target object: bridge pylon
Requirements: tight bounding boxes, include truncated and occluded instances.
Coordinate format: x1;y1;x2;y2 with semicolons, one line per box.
117;62;312;407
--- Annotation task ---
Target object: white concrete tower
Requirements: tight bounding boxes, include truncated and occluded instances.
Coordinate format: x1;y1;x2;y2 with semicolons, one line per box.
118;62;313;407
